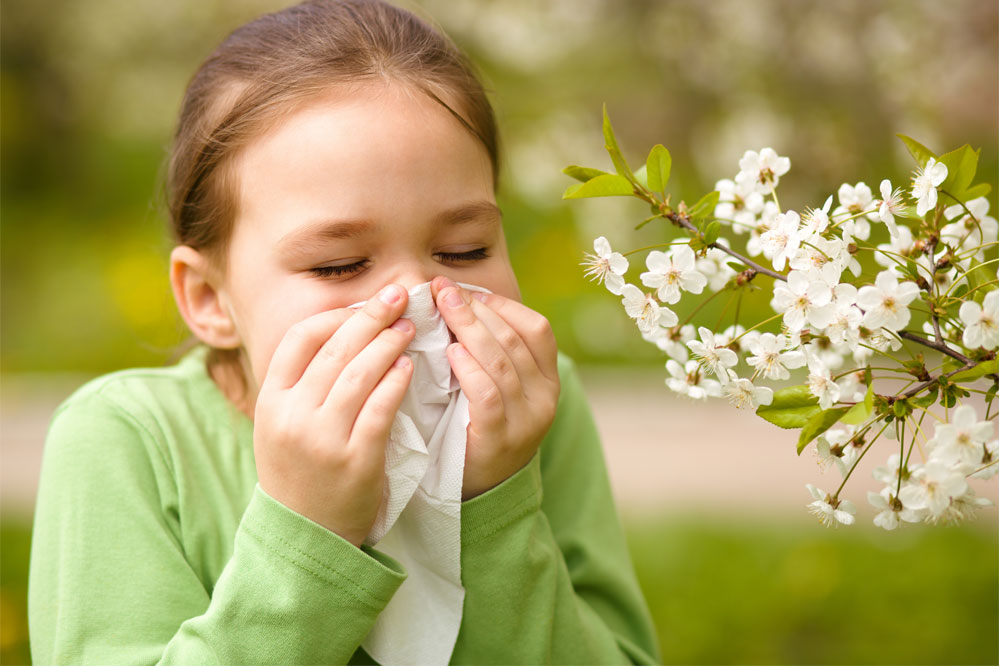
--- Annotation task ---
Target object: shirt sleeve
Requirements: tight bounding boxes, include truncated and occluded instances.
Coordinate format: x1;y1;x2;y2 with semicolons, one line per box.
28;390;406;665
452;354;661;665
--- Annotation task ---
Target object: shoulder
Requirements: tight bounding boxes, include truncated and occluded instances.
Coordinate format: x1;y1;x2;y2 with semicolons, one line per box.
46;347;240;469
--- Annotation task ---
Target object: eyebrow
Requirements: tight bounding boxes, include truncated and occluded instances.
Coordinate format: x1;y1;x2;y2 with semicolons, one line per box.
276;200;503;258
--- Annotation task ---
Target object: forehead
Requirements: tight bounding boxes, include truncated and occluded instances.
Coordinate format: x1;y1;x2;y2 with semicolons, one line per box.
230;82;496;243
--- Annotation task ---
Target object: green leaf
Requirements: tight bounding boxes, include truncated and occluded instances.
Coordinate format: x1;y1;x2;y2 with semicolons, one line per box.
602;105;639;188
897;134;936;167
645;144;672;193
841;383;874;425
938;144;979;197
633;165;648;189
563;174;635;199
911;384;940;408
689;190;721;222
798;407;850;454
563;165;609;183
703;221;721;246
950;359;999;383
756;385;821;429
960;182;992;201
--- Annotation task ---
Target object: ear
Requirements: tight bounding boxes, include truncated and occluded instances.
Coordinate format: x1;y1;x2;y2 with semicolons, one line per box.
170;245;241;349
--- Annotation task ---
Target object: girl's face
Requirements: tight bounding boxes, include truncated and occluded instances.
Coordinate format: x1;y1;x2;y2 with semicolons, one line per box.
220;83;519;392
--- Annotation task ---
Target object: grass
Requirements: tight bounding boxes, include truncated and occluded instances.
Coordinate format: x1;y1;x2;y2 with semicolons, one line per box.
2;513;997;665
626;514;999;665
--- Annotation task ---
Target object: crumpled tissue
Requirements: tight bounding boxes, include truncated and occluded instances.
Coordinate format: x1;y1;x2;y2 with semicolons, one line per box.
356;281;486;666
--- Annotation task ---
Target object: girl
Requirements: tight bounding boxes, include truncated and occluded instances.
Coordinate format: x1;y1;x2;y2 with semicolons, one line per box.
28;1;660;664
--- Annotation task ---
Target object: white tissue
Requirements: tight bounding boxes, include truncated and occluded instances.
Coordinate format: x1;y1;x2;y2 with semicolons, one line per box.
358;281;485;666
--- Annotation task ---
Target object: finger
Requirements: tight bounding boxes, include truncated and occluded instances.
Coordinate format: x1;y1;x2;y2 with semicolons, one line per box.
465;295;546;393
322;318;415;416
465;290;559;383
348;355;414;465
297;283;408;399
436;283;521;400
263;308;355;390
447;342;505;438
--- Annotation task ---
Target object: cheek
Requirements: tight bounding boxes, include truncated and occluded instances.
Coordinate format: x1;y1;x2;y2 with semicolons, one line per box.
240;280;353;384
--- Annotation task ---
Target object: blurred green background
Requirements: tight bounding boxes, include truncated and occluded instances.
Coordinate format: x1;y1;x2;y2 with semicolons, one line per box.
1;0;997;664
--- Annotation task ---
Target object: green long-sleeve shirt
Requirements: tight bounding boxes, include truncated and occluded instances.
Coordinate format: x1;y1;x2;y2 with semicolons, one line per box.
28;347;660;665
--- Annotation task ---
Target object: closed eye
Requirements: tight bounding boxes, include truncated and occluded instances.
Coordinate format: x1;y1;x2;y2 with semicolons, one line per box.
309;248;489;279
309;259;370;278
436;248;490;263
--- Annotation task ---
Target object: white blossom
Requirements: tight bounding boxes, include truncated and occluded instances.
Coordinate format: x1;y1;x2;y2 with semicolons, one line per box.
789;236;851;276
825;283;863;346
645;323;696;362
928;405;996;471
911;157;948;216
833;181;880;224
770;269;835;333
897;462;968;520
665;359;722;400
760;210;803;271
745;332;806;381
736;147;790;195
856;270;920;331
867;489;907;530
724;377;773;409
805;484;856;526
958;289;999;350
621;284;678;334
714;178;764;233
815;427;857;476
931;489;993;525
583;236;628;295
873;225;914;269
971;440;998;480
696;247;739;291
877;179;906;239
640;246;707;304
806;354;840;409
941;197;999;265
746;201;781;258
686;326;739;382
801;196;834;235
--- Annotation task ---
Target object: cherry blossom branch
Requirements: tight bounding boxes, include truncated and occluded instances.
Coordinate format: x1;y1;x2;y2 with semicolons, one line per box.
662;210;789;282
897;359;979;400
897;330;972;365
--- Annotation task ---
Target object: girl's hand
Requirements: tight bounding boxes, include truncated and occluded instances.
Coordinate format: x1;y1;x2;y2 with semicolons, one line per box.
252;284;416;547
432;277;560;500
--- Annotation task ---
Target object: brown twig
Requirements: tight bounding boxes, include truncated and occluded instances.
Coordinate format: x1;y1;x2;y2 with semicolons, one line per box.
897;330;972;365
663;211;788;282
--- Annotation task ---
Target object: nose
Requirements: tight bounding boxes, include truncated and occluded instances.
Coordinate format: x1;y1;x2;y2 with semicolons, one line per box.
386;259;440;294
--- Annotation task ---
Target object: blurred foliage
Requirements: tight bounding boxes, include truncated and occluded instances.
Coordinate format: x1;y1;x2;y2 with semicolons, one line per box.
2;513;996;665
626;516;998;665
1;0;997;372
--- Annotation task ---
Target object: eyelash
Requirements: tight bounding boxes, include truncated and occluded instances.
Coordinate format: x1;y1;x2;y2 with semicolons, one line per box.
309;248;490;278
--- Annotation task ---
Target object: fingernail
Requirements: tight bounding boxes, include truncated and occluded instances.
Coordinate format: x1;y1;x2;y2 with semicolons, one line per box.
379;285;402;304
472;292;488;303
443;288;464;309
393;355;410;369
390;318;411;332
450;343;469;358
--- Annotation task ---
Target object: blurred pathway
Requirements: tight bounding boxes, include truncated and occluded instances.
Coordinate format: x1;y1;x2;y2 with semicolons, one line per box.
2;370;997;524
